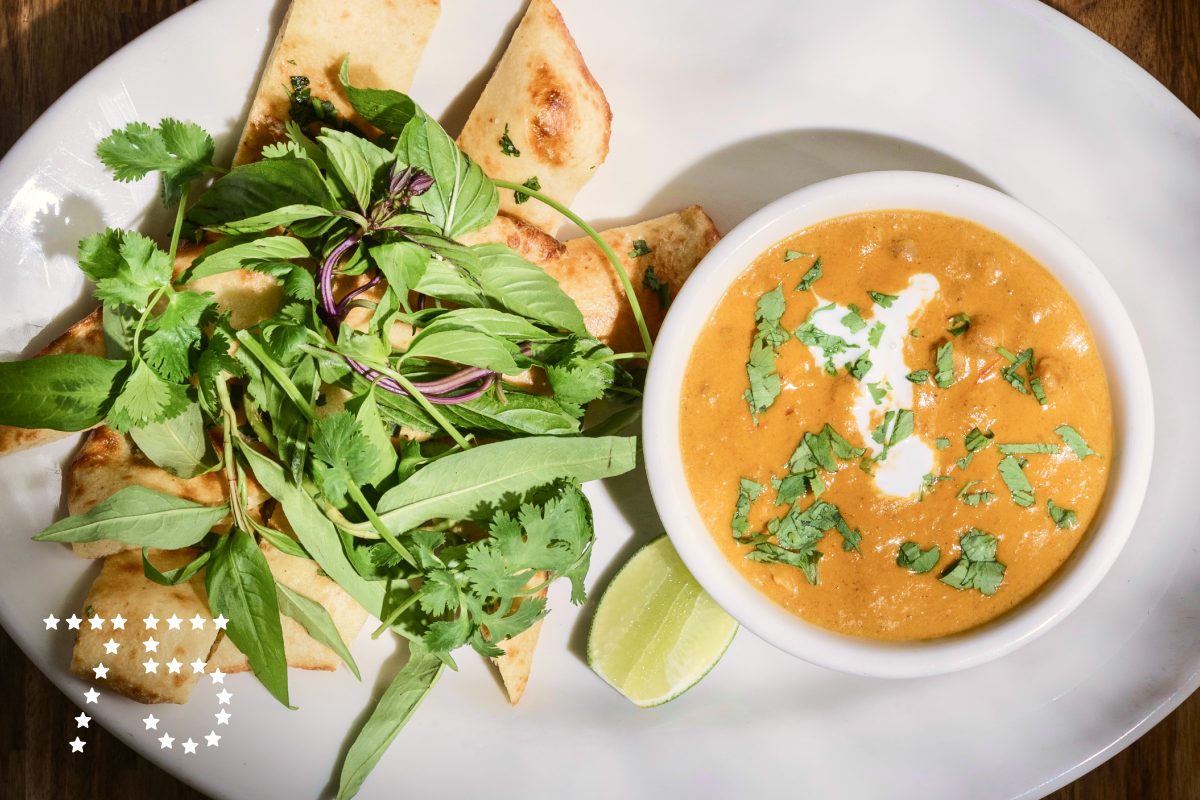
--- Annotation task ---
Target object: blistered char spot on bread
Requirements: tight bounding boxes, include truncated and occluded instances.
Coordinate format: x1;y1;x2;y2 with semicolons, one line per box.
528;68;571;165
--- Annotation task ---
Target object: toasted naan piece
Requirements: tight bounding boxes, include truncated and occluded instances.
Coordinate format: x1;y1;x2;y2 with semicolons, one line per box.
70;547;219;704
233;0;441;166
175;239;285;330
208;506;368;673
0;308;105;458
491;571;548;705
66;426;268;560
463;207;722;353
458;0;610;236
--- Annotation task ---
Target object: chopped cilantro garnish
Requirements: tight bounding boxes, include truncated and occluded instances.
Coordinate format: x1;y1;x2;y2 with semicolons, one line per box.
998;347;1034;395
997;455;1035;507
838;522;862;554
946;313;971;337
957;453;974;471
745;499;847;584
957;481;995;506
906;370;930;384
996;443;1059;455
1047;499;1078;529
868;291;898;308
867;382;887;404
795;257;822;291
1030;377;1048;405
498;123;520;156
964;427;995;453
996;346;1017;362
936;437;950;450
772;474;807;506
896;542;940;573
910;328;920;337
1055;425;1100;458
868;320;885;347
796;322;851;358
742;286;789;422
512;175;541;204
841;304;868;333
935;342;955;388
628;239;652;258
784;250;811;262
642;264;671;310
732;478;763;539
871;409;914;460
939;529;1006;595
823;358;837;376
846;351;872;381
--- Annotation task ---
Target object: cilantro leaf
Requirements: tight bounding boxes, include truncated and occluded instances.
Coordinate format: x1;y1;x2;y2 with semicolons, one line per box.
826;424;866;459
964;428;995;452
996;443;1059;455
867;382;887;404
746;542;821;584
997;455;1035;507
732;478;763;538
1030;377;1048;405
939;529;1006;595
513;175;541;204
772;474;809;506
868;320;885;347
946;313;971;337
628;239;652;258
79;230;173;310
906;370;930;384
836;518;862;553
743;286;789;421
642;264;671;310
957;481;996;506
106;360;190;432
498;123;520;157
1047;499;1078;529
795;256;822;291
310;411;381;505
1055;425;1100;458
896;542;939;573
97;119;217;207
841;304;868;333
197;324;242;419
868;291;898;308
846;351;872;380
796;323;850;357
936;437;950;450
784;250;811;262
142;290;216;383
998;347;1033;395
935;342;955;388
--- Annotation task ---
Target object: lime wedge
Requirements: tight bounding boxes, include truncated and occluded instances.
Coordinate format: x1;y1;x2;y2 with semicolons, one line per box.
587;534;737;707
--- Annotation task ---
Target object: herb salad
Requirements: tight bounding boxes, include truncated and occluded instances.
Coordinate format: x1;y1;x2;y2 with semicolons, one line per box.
1;57;652;798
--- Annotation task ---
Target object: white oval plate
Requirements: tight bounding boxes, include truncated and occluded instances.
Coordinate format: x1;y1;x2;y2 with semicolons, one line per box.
1;1;1197;799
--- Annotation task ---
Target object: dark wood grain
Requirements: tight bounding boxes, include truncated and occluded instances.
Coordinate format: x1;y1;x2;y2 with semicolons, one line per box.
0;1;1197;798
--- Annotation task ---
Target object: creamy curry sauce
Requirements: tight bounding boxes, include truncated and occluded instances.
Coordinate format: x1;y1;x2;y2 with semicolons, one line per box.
679;211;1112;640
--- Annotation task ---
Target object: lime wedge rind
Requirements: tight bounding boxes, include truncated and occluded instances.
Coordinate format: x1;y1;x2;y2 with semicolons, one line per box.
587;534;738;708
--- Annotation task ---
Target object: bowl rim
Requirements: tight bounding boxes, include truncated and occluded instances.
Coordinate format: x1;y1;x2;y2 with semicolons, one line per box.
642;170;1155;679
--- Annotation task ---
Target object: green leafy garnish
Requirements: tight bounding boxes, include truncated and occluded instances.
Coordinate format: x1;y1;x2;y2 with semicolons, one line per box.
997;455;1035;507
910;328;920;337
936;437;950;450
896;542;940;573
957;481;996;506
997;347;1034;395
745;499;845;584
964;428;995;453
996;443;1059;455
1030;377;1048;405
935;342;955;388
795;323;851;358
97;119;218;207
628;239;652;258
939;529;1006;595
868;320;885;347
871;408;914;460
1055;425;1100;458
946;313;971;337
733;478;763;538
795;256;822;291
498;123;520;156
1047;499;1078;529
512;175;540;204
642;264;671;310
867;382;887;404
906;370;930;384
846;351;872;381
784;250;811;262
841;304;868;333
868;291;898;308
742;285;789;422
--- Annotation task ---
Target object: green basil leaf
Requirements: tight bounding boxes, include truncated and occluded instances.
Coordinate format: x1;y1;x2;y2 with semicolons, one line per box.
411;258;484;307
34;485;227;547
368;242;428;311
142;546;210;586
187;158;339;238
0;354;128;431
319;128;395;211
403;330;520;375
130;401;220;479
472;244;586;334
207;204;335;235
276;582;361;680
400;109;499;239
185;235;310;283
336;643;444;800
338;56;417;137
375;436;637;533
206;529;291;708
416;308;560;342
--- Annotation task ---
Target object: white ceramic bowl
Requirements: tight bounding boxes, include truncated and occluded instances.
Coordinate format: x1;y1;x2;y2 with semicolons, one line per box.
643;171;1154;679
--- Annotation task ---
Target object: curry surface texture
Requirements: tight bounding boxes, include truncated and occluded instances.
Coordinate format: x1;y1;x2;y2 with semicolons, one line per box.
679;211;1112;640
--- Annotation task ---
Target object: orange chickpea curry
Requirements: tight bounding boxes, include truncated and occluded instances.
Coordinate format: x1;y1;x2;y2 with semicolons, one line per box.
679;211;1112;641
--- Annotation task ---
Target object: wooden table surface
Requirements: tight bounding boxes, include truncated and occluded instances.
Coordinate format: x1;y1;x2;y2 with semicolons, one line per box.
1;1;1198;798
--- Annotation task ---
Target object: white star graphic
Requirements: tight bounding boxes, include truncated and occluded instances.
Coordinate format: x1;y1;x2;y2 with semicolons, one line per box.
209;668;226;685
216;689;232;705
143;637;159;653
66;615;82;630
111;614;126;630
103;639;119;655
213;615;229;630
166;615;182;630
215;709;231;725
190;659;207;674
166;659;182;674
74;713;90;728
43;614;58;630
87;615;105;630
144;659;159;674
144;614;158;630
69;737;85;753
92;663;109;679
189;614;206;630
205;731;221;747
83;688;99;704
182;739;198;754
158;733;174;749
143;714;159;730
